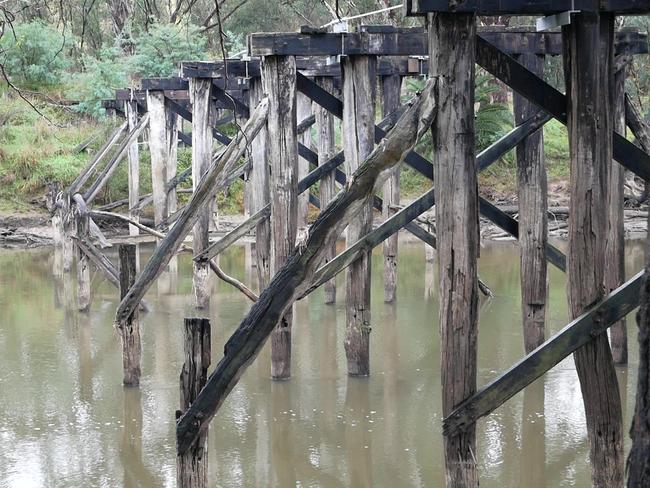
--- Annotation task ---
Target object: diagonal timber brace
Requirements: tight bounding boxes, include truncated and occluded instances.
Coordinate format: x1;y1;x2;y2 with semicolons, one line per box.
443;270;644;436
114;97;270;326
297;73;567;271
476;36;650;181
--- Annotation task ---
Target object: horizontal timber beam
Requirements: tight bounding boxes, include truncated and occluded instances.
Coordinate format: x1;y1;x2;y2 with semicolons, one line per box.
405;0;650;15
443;270;644;436
248;28;646;57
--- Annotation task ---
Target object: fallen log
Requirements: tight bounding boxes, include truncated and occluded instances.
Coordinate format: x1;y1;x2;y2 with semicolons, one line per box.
176;77;438;455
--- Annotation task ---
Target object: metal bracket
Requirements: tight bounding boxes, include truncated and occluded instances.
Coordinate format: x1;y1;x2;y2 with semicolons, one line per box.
536;10;579;31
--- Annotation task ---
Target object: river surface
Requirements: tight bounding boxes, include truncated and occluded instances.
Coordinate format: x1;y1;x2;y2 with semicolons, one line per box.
0;239;645;488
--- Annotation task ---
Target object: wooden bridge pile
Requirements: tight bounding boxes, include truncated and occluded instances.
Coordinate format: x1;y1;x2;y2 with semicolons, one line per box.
51;8;650;487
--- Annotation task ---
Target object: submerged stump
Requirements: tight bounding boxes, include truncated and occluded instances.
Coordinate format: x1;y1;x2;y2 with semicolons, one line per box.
177;317;211;488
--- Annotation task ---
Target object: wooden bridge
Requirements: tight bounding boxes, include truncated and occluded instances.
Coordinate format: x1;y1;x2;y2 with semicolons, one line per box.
51;3;650;486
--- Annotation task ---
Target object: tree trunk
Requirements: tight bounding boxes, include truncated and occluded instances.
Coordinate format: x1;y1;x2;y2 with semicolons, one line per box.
563;13;624;488
514;53;547;354
429;12;480;487
262;56;298;380
342;55;377;377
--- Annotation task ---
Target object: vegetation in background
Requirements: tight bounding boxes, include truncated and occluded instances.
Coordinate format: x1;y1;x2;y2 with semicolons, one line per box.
0;1;647;214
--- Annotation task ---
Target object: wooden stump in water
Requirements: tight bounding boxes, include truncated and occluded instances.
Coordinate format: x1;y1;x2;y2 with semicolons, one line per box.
262;55;298;380
118;244;141;386
177;317;211;488
342;54;376;377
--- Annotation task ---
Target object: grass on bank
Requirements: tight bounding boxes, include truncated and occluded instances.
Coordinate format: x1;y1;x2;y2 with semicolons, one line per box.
0;88;573;216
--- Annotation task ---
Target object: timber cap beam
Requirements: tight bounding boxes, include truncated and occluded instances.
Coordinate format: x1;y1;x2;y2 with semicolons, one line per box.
182;57;428;78
405;0;650;15
247;26;647;57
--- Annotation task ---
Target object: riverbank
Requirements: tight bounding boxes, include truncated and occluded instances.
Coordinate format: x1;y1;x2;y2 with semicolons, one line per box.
2;202;647;249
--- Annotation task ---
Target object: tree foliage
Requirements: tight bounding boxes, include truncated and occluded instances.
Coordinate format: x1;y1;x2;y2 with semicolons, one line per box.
0;20;70;88
130;23;206;78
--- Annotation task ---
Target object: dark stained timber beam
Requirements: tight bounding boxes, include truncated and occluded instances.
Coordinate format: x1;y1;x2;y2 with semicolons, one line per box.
443;270;644;436
297;72;566;270
305;188;435;292
248;29;648;57
405;0;650;15
248;31;428;56
476;36;650;182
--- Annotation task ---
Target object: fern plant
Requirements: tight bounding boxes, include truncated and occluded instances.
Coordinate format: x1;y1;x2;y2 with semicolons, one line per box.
403;72;513;157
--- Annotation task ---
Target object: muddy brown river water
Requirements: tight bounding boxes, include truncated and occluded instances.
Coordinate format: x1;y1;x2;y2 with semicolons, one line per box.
0;239;645;487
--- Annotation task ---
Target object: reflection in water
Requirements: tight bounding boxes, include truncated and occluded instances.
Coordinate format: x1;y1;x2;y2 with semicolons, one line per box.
0;239;644;487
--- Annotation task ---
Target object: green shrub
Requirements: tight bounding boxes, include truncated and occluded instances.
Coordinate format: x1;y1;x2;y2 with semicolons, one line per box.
67;47;129;117
0;20;70;88
131;23;206;78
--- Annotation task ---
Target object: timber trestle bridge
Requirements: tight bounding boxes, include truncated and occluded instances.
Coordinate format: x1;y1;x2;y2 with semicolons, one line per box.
50;2;650;486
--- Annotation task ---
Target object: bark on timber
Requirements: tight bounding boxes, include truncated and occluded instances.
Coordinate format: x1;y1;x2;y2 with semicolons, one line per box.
429;12;480;488
147;91;179;228
248;79;271;290
514;53;548;354
563;13;624;488
125;101;140;237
